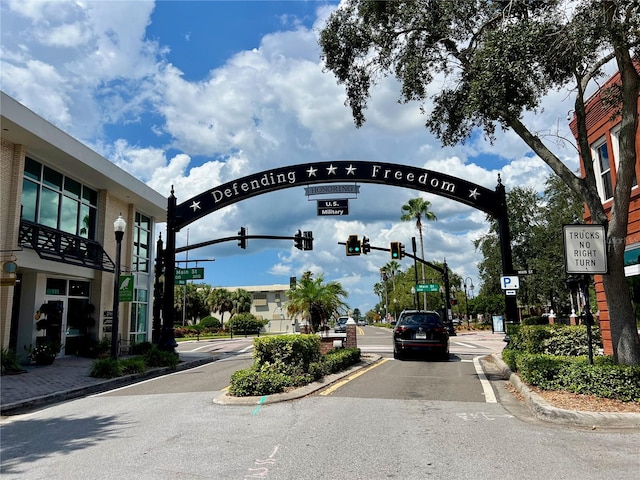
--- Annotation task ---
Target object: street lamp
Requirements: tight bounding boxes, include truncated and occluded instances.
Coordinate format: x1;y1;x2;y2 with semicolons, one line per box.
111;214;126;359
464;277;474;328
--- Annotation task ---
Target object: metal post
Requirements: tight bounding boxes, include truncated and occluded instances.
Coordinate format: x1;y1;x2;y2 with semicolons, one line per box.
582;274;594;365
111;215;126;360
443;260;451;322
152;234;164;344
496;176;518;324
162;188;178;352
412;237;420;310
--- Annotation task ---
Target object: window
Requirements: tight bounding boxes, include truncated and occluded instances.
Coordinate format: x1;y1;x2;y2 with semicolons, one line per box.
610;127;637;189
130;288;148;344
21;158;98;238
593;140;614;201
253;292;267;306
132;212;151;273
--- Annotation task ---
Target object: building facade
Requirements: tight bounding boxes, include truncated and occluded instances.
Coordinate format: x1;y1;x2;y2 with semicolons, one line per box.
225;284;295;333
572;70;640;355
1;92;166;362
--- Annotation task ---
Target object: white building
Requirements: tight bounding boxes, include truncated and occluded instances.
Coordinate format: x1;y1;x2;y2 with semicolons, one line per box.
225;284;295;333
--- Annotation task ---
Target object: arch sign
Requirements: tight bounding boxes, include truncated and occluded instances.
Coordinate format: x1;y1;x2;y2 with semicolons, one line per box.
173;161;505;229
154;161;516;348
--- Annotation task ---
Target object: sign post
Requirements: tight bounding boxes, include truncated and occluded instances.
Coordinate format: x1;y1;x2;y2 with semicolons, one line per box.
562;224;607;365
562;224;607;274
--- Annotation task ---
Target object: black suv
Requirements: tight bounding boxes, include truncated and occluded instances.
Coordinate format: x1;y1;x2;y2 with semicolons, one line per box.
392;310;449;360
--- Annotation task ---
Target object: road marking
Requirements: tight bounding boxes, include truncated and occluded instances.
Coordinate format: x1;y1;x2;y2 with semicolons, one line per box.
252;395;268;415
320;358;389;396
453;341;477;348
473;356;497;403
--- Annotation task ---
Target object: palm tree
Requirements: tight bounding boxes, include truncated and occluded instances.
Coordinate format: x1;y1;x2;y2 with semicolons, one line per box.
231;288;253;315
207;288;233;330
286;271;348;332
381;261;401;292
401;197;437;307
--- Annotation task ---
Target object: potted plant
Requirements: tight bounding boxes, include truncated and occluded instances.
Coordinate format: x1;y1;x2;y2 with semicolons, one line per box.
25;343;61;365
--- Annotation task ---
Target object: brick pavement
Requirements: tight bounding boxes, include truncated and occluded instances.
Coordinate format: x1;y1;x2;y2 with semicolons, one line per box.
1;352;214;416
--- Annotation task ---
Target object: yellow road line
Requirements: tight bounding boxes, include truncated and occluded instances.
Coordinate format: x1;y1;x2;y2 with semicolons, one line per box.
357;326;365;335
320;358;390;396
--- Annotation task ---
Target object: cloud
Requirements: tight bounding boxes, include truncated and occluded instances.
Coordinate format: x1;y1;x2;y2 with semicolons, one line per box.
0;0;582;314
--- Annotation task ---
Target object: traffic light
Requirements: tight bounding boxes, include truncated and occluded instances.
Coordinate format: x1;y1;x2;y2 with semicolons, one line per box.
294;230;303;250
362;236;371;254
346;235;361;256
303;231;313;251
390;241;402;259
238;227;247;249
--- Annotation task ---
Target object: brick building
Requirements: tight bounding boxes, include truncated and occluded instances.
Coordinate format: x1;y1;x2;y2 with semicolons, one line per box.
571;70;640;354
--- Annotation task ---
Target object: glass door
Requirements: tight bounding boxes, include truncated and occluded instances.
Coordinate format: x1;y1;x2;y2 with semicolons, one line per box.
38;297;66;357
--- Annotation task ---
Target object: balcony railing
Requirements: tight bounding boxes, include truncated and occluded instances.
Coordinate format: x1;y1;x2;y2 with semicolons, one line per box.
19;220;115;272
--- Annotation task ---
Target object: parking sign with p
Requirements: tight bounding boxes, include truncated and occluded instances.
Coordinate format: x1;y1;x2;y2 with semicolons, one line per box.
500;275;520;290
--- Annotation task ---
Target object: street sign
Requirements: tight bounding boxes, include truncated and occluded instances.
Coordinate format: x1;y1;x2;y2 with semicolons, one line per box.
415;283;439;293
500;276;520;290
118;275;134;302
317;199;349;216
517;269;535;275
175;267;205;281
562;224;608;274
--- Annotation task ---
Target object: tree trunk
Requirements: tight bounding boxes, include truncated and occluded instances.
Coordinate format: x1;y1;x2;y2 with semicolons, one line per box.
603;241;640;365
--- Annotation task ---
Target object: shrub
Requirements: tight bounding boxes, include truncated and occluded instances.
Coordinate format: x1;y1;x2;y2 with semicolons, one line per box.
120;357;147;375
229;366;293;396
323;348;361;374
130;341;153;355
199;316;221;330
501;348;517;371
143;346;179;368
90;358;123;378
253;334;321;375
228;334;361;396
541;326;601;356
521;316;548;325
229;313;266;336
1;348;22;375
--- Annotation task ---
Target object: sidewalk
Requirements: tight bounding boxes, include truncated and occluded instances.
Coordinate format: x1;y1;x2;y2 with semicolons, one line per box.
1;352;215;416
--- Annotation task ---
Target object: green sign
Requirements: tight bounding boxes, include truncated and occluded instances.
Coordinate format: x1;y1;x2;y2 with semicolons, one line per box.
175;268;205;281
415;283;439;293
119;275;134;302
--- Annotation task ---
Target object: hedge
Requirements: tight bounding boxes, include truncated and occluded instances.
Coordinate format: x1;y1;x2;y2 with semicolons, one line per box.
503;325;639;402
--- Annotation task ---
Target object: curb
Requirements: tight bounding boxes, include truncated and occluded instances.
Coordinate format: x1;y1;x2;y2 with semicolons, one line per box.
486;353;640;428
1;356;216;416
213;354;382;406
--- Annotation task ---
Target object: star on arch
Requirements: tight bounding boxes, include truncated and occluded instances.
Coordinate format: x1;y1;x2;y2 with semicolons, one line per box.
468;188;480;200
306;166;318;177
346;164;357;175
326;164;337;175
190;200;201;211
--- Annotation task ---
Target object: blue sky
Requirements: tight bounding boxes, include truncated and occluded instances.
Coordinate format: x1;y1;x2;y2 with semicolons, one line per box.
1;0;581;316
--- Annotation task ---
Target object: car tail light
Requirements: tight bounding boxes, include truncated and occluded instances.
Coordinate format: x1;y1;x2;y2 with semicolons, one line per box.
394;326;409;334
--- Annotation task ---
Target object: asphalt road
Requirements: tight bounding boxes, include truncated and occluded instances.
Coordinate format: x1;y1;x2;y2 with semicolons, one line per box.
2;327;639;479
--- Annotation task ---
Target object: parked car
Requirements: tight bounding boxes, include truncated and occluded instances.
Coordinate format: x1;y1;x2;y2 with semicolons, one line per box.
392;310;449;361
334;316;349;333
357;320;367;326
